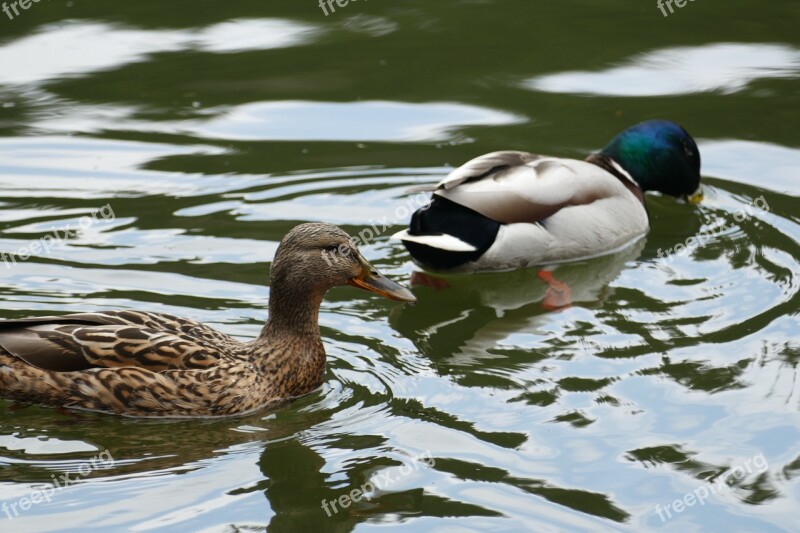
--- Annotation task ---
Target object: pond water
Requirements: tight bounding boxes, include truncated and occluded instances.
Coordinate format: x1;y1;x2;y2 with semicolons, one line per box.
0;1;798;531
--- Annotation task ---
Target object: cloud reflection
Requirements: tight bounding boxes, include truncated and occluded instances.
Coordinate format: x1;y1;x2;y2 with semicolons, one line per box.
0;19;320;86
526;43;800;96
186;101;524;142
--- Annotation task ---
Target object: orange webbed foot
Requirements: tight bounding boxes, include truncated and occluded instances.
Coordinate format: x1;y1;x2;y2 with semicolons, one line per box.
410;272;451;291
538;270;572;310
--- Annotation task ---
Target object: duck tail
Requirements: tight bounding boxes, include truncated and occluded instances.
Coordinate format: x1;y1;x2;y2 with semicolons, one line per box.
392;196;500;271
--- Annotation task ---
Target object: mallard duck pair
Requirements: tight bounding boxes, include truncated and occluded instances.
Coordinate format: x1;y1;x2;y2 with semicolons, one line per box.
0;120;700;417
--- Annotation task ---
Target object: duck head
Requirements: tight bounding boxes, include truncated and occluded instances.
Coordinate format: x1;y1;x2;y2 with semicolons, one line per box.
270;223;416;303
599;120;702;201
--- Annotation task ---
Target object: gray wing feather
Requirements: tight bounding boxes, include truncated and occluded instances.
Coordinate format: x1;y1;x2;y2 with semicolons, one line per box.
433;154;619;224
438;151;541;190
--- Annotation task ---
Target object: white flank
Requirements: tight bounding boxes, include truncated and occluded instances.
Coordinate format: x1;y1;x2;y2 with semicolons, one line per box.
391;230;478;252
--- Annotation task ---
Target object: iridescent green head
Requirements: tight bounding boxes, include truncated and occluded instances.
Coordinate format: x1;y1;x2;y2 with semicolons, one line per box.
600;120;701;197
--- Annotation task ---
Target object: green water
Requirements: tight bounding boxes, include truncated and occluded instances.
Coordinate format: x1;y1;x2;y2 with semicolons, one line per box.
0;1;799;531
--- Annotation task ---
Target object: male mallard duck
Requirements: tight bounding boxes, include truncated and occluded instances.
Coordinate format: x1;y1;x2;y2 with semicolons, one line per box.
0;223;415;417
393;120;702;272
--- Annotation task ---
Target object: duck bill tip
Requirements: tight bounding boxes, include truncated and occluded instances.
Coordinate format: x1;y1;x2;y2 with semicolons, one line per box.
685;188;704;204
348;274;416;304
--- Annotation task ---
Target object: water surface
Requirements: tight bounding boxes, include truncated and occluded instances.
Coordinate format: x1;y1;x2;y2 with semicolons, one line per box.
0;1;798;531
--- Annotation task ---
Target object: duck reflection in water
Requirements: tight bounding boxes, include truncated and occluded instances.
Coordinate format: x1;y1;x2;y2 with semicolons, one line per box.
390;239;645;366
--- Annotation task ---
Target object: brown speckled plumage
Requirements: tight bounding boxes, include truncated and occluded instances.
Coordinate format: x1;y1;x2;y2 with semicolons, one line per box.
0;223;415;418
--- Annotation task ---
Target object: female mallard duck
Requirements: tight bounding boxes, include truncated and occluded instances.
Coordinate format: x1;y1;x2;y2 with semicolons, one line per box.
393;120;702;272
0;223;415;418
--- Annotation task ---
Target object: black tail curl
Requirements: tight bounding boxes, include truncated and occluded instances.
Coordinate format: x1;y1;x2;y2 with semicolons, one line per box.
404;196;500;271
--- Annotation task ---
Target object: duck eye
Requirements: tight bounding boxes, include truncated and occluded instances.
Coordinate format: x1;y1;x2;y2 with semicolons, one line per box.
323;244;339;253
